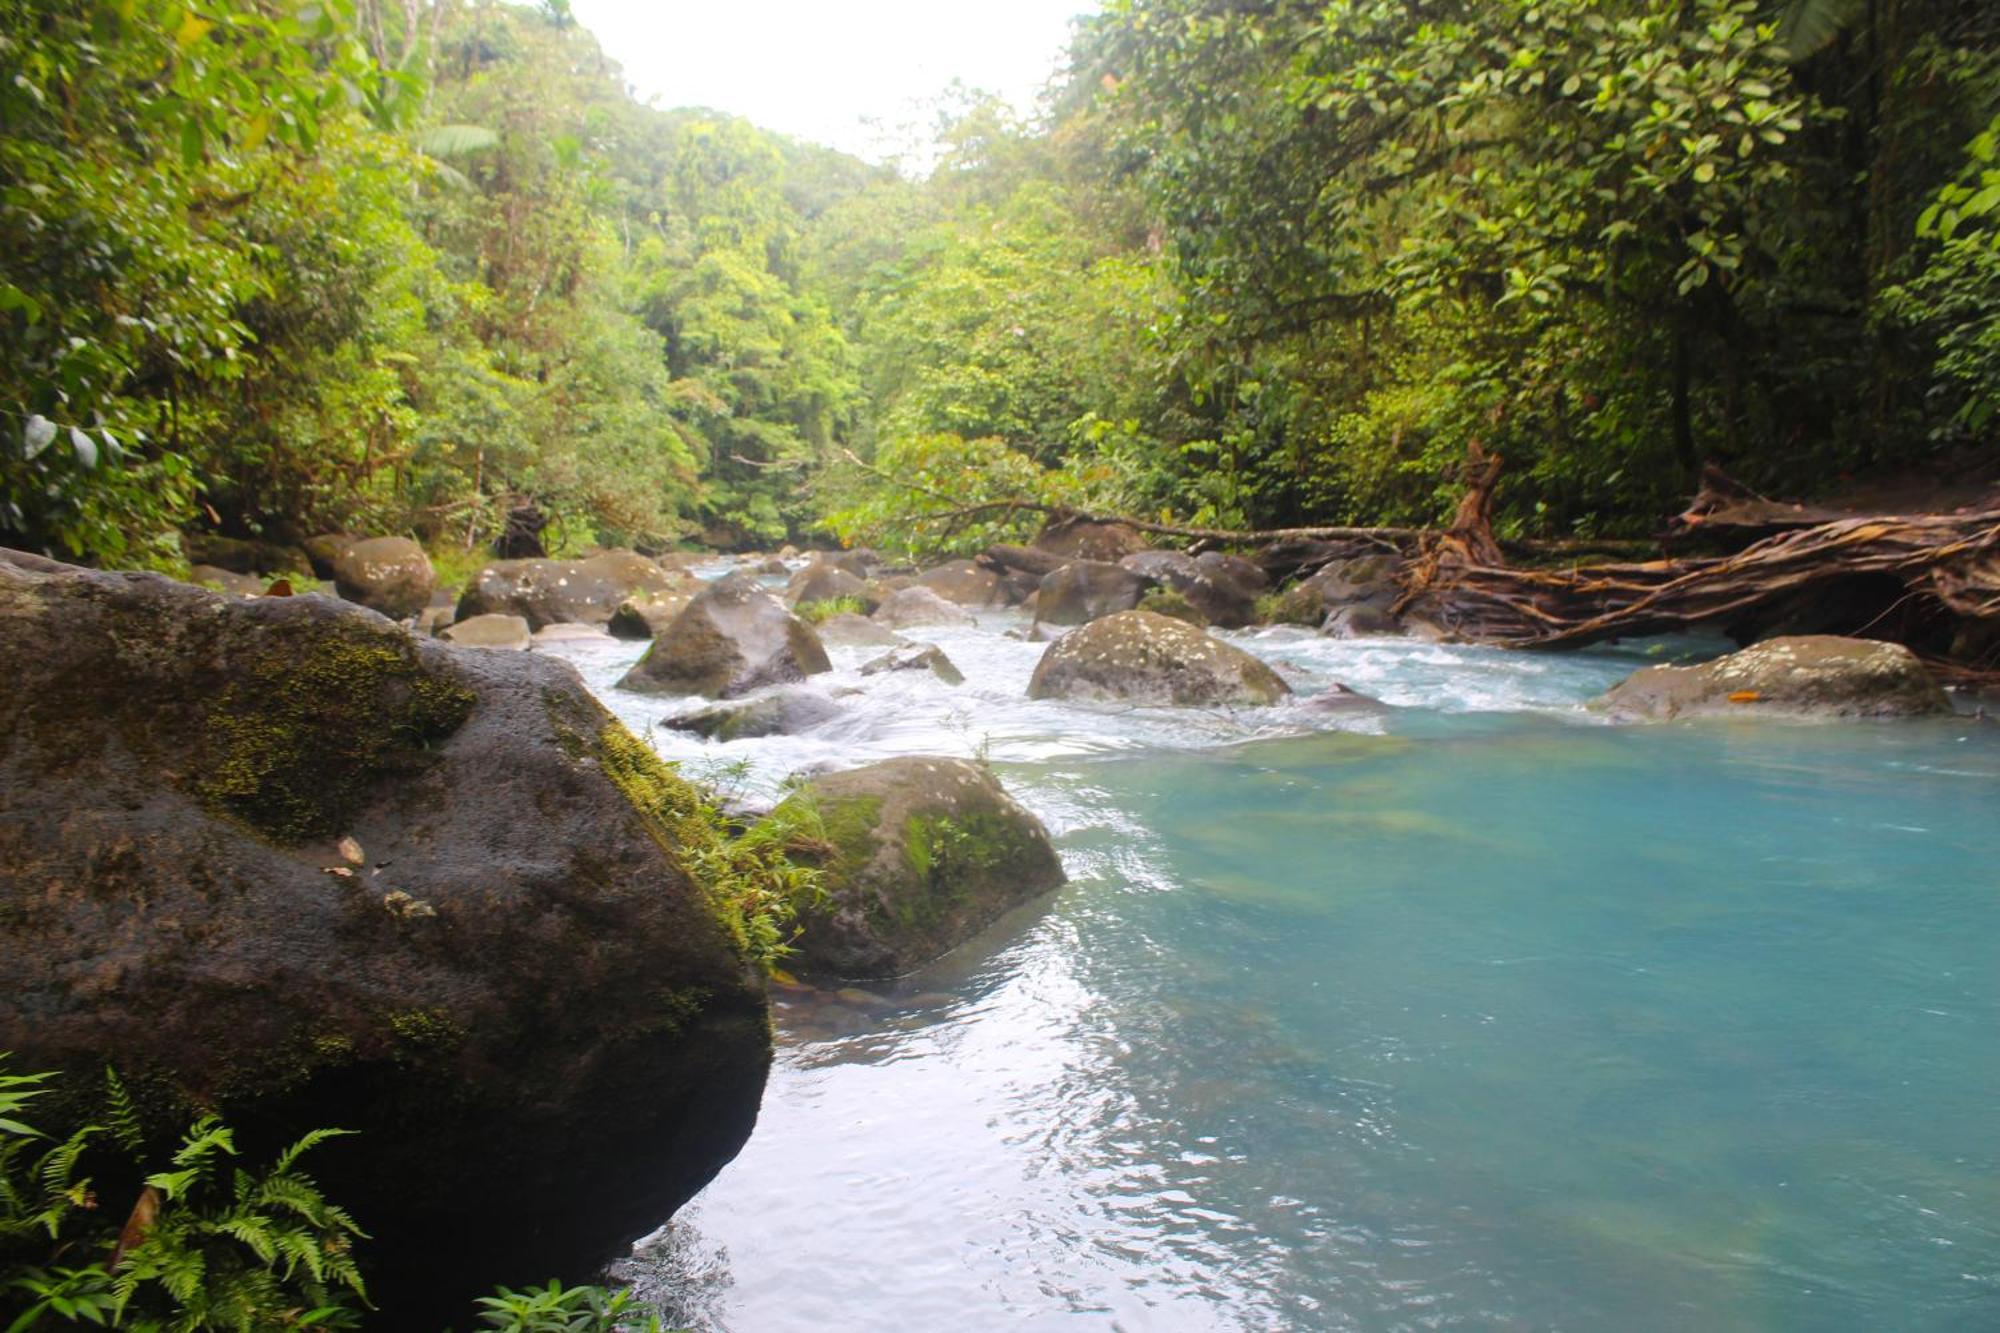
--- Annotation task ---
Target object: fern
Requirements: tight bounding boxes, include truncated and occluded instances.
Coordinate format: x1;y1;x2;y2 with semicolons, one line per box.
417;123;501;158
1776;0;1867;60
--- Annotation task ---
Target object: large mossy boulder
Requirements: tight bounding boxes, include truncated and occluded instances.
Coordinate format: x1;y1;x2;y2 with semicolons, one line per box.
1034;560;1152;627
618;572;831;698
1595;635;1952;721
782;757;1065;980
1027;609;1291;707
0;550;769;1327
332;536;435;619
184;533;311;578
456;551;682;630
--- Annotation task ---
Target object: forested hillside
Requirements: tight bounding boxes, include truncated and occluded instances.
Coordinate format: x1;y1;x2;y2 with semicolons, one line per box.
2;0;1995;571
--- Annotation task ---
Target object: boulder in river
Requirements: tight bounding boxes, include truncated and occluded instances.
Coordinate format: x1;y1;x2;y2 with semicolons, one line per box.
1034;560;1152;627
188;564;268;597
441;612;531;650
815;611;905;649
332;536;435;619
609;588;695;640
303;532;362;579
184;533;312;578
1033;518;1149;563
873;585;976;629
781;757;1066;980
456;551;682;630
619;572;832;698
1118;550;1259;629
861;642;965;685
786;562;877;613
915;559;1010;607
660;689;842;741
0;549;769;1325
1595;635;1952;721
1027;609;1291;707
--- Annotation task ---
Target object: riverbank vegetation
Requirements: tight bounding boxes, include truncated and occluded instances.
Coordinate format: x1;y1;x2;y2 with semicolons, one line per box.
2;0;1994;571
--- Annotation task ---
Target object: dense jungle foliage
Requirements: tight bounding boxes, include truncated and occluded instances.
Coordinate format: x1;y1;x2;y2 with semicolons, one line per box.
1;0;1994;567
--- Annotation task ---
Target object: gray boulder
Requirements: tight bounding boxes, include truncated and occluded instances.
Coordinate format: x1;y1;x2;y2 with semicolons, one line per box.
303;532;361;579
618;572;831;698
779;757;1066;980
1027;610;1291;707
915;559;1009;607
457;551;682;630
786;562;877;612
188;564;267;597
608;588;695;640
1118;551;1258;628
660;690;842;741
1595;635;1952;721
873;585;976;629
184;533;311;578
1034;560;1152;626
441;612;531;650
332;536;435;619
0;550;769;1324
815;612;905;649
861;643;965;685
1033;519;1148;562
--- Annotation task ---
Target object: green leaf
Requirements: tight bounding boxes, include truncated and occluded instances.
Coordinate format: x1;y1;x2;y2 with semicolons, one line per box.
70;428;98;469
22;415;56;460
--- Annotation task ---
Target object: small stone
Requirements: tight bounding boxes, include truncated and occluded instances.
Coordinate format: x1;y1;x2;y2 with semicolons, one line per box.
338;836;365;866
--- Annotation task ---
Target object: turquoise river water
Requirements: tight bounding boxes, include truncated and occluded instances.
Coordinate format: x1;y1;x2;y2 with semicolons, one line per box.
542;580;2000;1332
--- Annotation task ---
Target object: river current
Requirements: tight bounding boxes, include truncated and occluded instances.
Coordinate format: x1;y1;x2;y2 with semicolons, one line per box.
540;565;2000;1332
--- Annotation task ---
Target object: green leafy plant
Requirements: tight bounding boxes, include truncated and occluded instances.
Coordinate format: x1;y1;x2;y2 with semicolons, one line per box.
0;1060;366;1331
471;1280;670;1333
792;596;866;624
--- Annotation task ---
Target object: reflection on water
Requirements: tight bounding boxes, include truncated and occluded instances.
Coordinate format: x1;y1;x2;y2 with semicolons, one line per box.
540;610;2000;1332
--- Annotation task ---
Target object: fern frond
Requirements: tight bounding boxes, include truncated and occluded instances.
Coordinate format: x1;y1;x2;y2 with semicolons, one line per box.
100;1068;146;1157
417;123;500;157
271;1128;355;1176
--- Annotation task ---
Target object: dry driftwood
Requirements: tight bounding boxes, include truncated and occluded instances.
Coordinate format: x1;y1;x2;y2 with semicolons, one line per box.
1402;502;2000;659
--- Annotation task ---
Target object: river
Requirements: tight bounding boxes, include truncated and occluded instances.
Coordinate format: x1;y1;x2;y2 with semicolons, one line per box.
540;570;2000;1332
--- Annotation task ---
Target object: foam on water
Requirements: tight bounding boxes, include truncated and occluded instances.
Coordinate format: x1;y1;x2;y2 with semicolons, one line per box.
533;602;2000;1332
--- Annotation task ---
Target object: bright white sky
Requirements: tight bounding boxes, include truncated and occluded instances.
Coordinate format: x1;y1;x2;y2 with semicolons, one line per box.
567;0;1099;163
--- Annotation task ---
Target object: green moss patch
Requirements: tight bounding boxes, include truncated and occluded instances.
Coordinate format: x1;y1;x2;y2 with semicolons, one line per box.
198;624;474;843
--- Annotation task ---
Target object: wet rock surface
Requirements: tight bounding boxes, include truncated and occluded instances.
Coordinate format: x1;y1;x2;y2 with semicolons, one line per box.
1028;610;1292;707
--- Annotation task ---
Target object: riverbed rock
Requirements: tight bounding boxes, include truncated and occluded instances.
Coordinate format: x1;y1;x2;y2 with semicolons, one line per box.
872;585;976;629
1596;635;1952;721
618;572;831;698
1033;519;1149;562
786;563;877;613
1027;609;1291;707
184;533;312;578
1322;604;1405;639
0;549;770;1325
456;551;681;630
303;532;362;579
861;642;965;685
660;689;841;741
1032;560;1152;627
815;612;905;649
188;564;268;597
608;588;695;640
441;612;531;650
780;757;1066;980
915;559;1010;607
332;537;435;619
1118;551;1258;629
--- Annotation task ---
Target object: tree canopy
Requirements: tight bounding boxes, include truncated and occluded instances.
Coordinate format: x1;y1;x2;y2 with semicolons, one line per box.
1;0;1994;568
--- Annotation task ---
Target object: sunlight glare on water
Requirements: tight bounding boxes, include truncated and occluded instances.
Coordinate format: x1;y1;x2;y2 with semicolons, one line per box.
538;586;2000;1332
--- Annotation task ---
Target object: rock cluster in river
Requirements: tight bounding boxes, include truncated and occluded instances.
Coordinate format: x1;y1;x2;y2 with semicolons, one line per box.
0;549;769;1326
456;550;686;629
